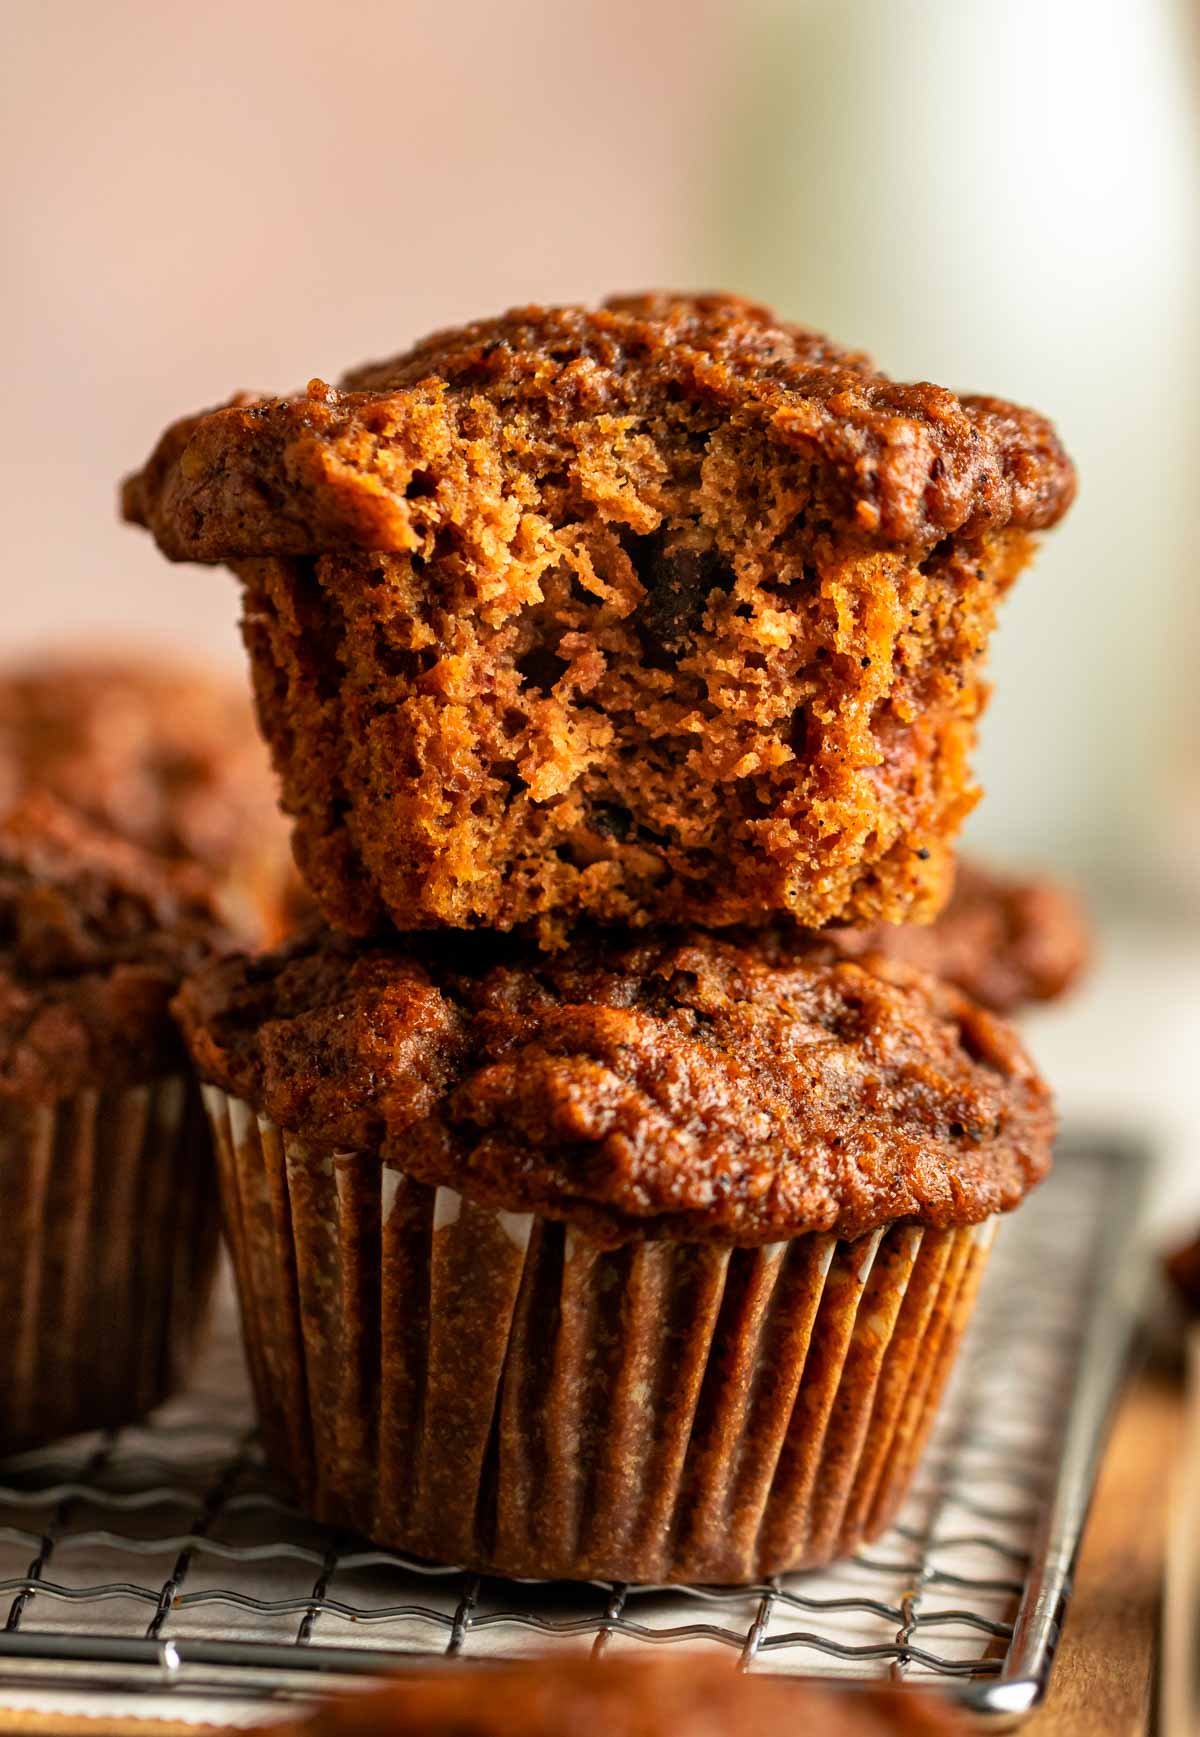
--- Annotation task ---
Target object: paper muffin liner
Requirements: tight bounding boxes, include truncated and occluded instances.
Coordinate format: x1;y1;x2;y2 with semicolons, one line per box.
0;1075;221;1455
206;1087;997;1583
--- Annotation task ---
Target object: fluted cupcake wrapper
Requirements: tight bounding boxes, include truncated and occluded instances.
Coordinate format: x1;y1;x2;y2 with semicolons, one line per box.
206;1088;996;1584
0;1076;221;1455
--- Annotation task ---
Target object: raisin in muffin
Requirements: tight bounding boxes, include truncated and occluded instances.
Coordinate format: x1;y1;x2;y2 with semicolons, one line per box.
123;293;1074;943
247;1656;967;1736
0;795;233;1451
177;922;1053;1581
0;652;303;943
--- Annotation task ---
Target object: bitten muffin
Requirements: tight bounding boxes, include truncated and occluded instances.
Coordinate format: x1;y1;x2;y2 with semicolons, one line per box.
761;859;1090;1017
177;923;1053;1581
248;1656;968;1737
0;795;233;1453
123;293;1075;943
0;652;303;944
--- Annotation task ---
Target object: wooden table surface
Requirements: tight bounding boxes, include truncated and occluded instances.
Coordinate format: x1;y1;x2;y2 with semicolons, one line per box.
0;1368;1184;1737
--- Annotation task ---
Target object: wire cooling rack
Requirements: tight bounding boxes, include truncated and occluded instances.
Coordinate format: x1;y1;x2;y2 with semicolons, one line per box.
0;1133;1150;1728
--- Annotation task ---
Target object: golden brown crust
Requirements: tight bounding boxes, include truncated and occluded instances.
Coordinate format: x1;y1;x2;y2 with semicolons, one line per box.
248;1657;968;1737
0;652;301;944
0;795;234;1101
764;859;1091;1016
175;924;1054;1245
121;294;1074;941
124;294;1074;561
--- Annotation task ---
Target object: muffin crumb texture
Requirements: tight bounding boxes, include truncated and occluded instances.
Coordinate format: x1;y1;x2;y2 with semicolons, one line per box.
125;294;1075;941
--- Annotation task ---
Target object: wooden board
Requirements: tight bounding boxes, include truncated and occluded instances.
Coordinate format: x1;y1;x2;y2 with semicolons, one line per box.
1025;1365;1184;1737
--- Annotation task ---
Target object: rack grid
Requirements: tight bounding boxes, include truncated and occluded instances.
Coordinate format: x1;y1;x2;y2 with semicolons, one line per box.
0;1135;1149;1727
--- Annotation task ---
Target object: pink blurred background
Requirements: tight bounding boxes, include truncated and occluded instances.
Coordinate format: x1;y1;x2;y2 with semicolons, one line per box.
1;0;723;663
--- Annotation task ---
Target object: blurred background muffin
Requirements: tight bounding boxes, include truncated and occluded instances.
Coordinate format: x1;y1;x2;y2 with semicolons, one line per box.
0;794;233;1451
754;858;1091;1018
0;650;303;944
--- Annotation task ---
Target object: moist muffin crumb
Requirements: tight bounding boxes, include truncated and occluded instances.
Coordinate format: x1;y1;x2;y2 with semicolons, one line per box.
124;293;1075;941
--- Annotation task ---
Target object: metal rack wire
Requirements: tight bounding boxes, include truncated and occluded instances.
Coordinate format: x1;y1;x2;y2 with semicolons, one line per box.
0;1135;1149;1726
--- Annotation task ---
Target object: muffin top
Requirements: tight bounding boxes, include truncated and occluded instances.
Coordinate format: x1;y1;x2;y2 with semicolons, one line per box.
769;860;1090;1017
176;924;1053;1244
123;292;1075;563
248;1657;967;1737
0;652;297;940
0;795;234;1102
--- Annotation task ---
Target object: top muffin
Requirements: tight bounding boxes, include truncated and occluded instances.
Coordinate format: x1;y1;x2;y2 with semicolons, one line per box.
123;293;1075;942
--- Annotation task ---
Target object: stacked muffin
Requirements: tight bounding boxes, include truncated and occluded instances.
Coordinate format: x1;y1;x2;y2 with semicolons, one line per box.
122;293;1074;1581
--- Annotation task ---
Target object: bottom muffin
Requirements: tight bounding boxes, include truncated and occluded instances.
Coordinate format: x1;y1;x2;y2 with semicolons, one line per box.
248;1656;968;1736
0;797;233;1452
177;926;1054;1583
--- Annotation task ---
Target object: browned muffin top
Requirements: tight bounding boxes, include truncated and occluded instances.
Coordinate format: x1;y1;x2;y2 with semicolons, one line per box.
123;292;1075;564
176;923;1053;1245
0;652;299;943
0;795;234;1102
249;1657;968;1737
763;859;1090;1017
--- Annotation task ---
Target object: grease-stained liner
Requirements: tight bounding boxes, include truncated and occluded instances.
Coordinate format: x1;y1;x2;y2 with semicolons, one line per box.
0;1076;220;1455
206;1087;995;1584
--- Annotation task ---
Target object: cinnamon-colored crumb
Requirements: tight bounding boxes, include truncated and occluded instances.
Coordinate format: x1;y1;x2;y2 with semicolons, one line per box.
123;294;1074;942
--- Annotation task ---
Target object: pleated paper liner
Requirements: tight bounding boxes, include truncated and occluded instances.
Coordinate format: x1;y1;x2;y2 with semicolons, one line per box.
206;1086;997;1584
0;1075;221;1456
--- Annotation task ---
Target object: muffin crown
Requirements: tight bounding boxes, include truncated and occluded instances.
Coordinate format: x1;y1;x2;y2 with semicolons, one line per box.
0;795;234;1101
123;292;1075;563
176;925;1054;1245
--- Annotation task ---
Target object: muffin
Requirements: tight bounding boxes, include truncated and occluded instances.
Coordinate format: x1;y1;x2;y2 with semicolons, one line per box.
0;652;303;944
760;858;1090;1017
123;292;1075;943
247;1656;968;1736
1166;1232;1200;1315
0;794;233;1452
176;923;1053;1582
